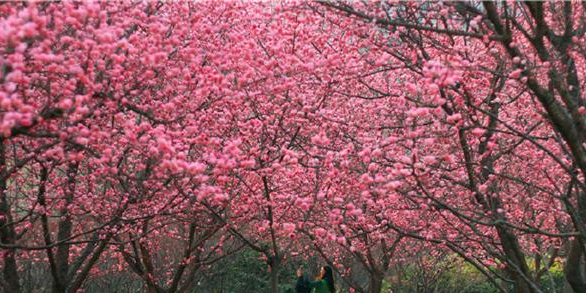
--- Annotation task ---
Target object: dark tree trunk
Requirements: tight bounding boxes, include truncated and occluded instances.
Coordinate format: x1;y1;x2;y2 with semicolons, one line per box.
565;238;586;293
369;273;383;293
496;225;537;293
0;140;20;293
268;256;281;293
52;163;79;293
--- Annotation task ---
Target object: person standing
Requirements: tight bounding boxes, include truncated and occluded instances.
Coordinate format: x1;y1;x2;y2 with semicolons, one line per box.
296;266;336;293
295;266;311;293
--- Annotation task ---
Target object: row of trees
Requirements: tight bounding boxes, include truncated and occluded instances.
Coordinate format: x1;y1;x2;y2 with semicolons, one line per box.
0;1;585;293
22;246;532;293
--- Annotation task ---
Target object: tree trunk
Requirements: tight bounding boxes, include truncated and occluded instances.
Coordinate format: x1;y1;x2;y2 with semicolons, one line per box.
495;225;537;293
369;273;383;293
52;163;78;293
563;278;576;293
269;256;281;293
0;140;20;293
565;238;586;293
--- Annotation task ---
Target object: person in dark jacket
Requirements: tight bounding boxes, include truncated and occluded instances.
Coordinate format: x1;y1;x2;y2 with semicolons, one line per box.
296;266;336;293
295;266;311;293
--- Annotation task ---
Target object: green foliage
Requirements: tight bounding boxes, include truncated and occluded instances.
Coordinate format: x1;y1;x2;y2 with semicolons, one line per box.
389;257;500;293
195;249;307;293
20;247;567;293
387;255;566;293
537;260;565;292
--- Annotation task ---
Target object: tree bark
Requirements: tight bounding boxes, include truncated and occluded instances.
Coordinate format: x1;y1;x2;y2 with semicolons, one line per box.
496;225;538;293
565;238;586;293
51;163;79;293
269;255;281;293
0;140;20;293
369;273;383;293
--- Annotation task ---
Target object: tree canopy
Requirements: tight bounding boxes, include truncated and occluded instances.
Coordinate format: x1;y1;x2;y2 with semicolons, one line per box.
1;1;585;293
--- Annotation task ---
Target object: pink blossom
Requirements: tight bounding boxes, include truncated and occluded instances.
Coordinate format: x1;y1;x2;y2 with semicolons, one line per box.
407;107;429;117
314;228;327;237
282;223;296;234
311;131;330;146
509;69;523;79
471;128;485;137
446;113;462;123
239;159;256;168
